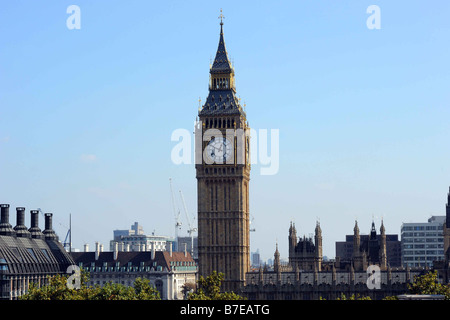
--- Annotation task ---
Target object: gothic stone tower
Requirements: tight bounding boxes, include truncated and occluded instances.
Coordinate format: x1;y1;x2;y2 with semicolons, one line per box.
288;222;323;271
352;220;387;271
195;17;251;293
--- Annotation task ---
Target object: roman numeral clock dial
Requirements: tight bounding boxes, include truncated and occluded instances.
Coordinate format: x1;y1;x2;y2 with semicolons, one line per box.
206;137;232;164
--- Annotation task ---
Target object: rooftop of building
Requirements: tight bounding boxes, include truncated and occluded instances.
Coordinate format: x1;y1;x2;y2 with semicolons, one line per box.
71;250;196;273
0;204;74;275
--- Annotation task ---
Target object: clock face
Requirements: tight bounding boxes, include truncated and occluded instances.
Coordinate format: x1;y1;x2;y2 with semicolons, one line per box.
207;137;232;163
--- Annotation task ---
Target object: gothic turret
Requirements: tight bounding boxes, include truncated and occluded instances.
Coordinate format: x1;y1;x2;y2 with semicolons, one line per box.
289;222;297;257
353;220;360;253
368;221;379;265
352;220;363;270
379;219;387;270
314;221;323;271
274;243;281;273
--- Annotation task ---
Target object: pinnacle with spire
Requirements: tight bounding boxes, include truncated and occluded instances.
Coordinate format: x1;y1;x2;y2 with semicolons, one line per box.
199;11;246;117
211;9;233;74
354;220;360;234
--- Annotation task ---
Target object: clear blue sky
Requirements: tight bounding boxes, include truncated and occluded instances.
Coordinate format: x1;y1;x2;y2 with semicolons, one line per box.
0;1;449;261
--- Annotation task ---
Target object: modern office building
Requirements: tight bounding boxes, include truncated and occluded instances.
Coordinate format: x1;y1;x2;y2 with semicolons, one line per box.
110;222;175;253
177;236;198;260
401;216;445;268
251;250;261;268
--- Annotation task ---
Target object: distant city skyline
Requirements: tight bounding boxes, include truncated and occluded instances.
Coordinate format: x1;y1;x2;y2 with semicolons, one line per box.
1;1;449;261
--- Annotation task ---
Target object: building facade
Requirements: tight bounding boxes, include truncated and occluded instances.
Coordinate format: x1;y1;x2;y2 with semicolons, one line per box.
243;262;421;300
71;243;197;300
242;222;424;300
110;222;175;253
0;204;75;300
401;216;445;268
177;236;198;260
195;17;251;293
192;16;450;299
336;221;402;268
434;189;450;282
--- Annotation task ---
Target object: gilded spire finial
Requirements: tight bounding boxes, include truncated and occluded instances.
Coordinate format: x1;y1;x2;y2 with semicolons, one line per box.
218;8;225;25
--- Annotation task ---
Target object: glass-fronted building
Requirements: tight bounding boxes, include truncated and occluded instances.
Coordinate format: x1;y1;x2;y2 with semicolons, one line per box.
401;216;445;268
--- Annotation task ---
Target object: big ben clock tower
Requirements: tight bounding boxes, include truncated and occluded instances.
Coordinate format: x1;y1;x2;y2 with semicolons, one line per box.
195;13;251;293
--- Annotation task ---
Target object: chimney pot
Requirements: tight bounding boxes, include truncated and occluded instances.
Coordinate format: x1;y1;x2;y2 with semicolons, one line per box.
95;242;100;260
113;242;119;260
151;242;155;260
14;207;30;238
29;210;44;239
0;204;15;236
43;213;57;240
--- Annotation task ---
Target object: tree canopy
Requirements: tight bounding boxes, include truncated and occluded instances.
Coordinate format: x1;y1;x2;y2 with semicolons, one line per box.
20;269;160;300
187;271;246;300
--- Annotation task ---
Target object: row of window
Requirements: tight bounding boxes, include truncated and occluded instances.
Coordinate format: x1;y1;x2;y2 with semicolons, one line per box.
204;117;236;129
212;78;230;90
401;238;443;243
402;244;444;249
402;250;444;256
402;225;443;231
82;266;164;272
402;232;443;237
403;256;444;261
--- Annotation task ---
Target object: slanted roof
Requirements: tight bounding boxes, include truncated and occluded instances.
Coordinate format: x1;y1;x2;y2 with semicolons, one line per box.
199;19;247;118
210;22;232;74
71;251;195;272
0;234;74;274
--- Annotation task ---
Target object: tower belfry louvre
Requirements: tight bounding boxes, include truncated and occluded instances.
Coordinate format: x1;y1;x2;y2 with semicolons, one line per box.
195;13;251;293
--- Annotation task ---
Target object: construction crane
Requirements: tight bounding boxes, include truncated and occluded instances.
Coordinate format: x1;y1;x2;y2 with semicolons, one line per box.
169;178;182;249
179;189;197;257
250;214;256;232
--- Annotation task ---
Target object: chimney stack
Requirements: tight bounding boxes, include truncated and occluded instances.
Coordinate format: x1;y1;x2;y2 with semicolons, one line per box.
84;243;89;252
43;213;57;240
29;210;44;239
151;242;155;260
169;242;173;257
95;242;100;260
113;242;118;260
184;243;187;257
14;207;31;238
0;204;16;236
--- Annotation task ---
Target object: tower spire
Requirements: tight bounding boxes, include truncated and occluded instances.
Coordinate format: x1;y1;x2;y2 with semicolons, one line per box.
199;13;245;117
211;10;232;74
